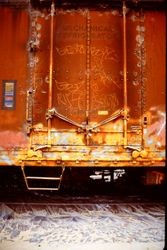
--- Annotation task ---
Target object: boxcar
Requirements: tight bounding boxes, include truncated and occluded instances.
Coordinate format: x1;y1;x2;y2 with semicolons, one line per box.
0;0;166;190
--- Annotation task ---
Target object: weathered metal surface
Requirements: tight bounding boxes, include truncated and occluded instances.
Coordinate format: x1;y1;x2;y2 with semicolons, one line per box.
0;6;29;167
0;2;166;167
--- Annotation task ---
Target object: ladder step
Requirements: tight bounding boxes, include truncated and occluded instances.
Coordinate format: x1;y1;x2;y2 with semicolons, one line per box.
26;176;61;180
26;187;59;191
21;166;65;191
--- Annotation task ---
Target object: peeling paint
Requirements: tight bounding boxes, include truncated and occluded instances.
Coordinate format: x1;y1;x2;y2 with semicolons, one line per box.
0;131;28;149
136;34;145;46
144;108;166;148
0;147;13;165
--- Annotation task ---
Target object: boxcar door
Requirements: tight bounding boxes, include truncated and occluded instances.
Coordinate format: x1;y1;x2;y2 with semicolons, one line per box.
28;6;145;152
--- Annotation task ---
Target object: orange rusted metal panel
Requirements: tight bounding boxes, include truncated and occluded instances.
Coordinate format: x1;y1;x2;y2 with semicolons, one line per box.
0;2;166;167
143;11;166;150
0;6;29;163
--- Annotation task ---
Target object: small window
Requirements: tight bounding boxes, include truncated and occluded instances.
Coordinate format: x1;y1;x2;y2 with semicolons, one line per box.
2;80;16;109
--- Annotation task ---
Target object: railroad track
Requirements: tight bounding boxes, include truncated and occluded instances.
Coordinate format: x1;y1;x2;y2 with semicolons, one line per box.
0;197;165;208
0;196;165;250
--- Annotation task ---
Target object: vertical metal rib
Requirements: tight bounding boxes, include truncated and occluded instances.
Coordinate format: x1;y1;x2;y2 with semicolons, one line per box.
48;1;55;145
139;9;146;148
86;9;91;145
86;9;91;121
26;2;35;133
123;1;128;146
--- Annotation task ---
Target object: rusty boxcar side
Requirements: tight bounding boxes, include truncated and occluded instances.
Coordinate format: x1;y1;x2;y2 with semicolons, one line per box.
0;5;29;161
0;0;166;190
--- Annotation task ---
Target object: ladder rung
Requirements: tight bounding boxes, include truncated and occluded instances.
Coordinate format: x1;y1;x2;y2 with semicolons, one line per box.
26;176;61;180
27;187;59;191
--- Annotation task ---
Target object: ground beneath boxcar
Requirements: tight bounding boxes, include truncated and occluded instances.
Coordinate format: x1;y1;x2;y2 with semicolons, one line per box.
0;199;165;250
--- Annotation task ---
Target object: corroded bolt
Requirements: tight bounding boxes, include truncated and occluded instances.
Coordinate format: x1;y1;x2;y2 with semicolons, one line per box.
132;150;140;158
140;150;148;158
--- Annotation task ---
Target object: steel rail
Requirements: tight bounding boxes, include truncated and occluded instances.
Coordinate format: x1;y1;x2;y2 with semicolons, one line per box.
0;201;165;206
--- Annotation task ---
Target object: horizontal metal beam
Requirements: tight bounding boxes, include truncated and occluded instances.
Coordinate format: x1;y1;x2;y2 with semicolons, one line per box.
0;0;29;7
0;0;29;4
20;159;165;167
30;0;166;10
0;0;28;2
0;0;165;10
